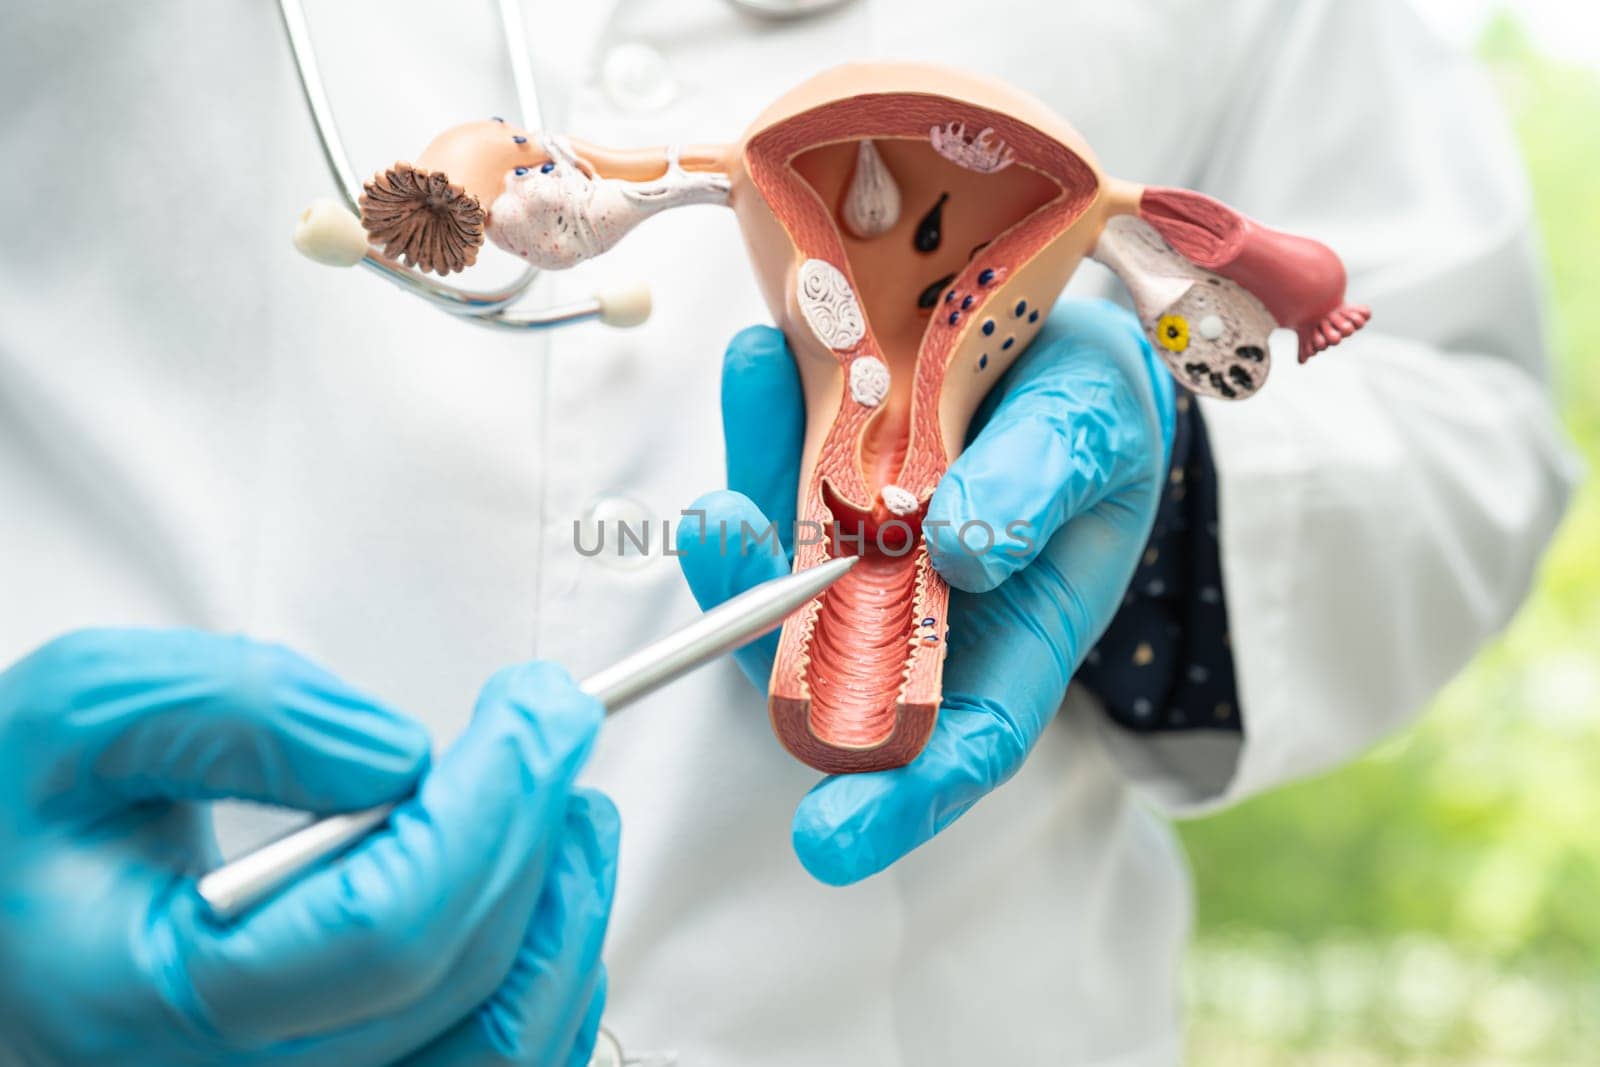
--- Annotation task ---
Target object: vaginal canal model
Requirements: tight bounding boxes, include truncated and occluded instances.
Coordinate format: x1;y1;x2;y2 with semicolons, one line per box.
341;62;1369;774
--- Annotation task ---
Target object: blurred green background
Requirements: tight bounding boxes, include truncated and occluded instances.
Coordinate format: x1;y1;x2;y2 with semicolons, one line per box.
1182;13;1600;1065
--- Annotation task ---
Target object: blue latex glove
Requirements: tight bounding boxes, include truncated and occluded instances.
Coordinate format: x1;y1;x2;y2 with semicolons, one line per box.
678;300;1175;885
0;629;618;1067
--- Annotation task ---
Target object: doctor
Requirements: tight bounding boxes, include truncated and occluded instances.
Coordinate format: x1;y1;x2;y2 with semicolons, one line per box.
0;1;1577;1065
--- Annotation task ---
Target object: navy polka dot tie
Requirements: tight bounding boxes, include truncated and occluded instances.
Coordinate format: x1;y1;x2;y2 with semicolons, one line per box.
1077;390;1240;733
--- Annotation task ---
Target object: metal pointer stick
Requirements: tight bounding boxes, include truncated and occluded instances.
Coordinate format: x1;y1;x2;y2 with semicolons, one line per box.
197;554;858;921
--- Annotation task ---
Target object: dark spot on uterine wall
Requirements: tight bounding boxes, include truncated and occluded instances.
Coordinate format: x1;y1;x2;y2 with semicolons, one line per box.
1235;345;1266;363
1209;371;1238;398
1228;365;1253;389
915;193;949;254
1184;362;1208;380
918;273;957;310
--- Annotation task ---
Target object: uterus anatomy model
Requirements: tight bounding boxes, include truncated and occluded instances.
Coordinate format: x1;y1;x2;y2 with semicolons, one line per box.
351;63;1369;774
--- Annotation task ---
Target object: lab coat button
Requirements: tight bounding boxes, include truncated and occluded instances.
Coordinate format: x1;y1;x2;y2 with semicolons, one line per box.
601;42;678;113
579;492;660;571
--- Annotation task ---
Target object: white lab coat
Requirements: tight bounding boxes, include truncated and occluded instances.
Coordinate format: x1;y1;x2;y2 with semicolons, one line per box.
0;2;1576;1065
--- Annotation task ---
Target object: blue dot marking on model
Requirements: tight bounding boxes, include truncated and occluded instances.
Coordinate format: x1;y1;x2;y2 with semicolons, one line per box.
945;289;958;304
491;115;506;123
978;268;996;286
541;161;556;174
979;353;989;370
948;310;961;326
514;166;529;177
1014;299;1028;317
1028;309;1040;323
981;319;995;336
1002;337;1015;350
922;617;936;627
512;135;528;144
961;294;974;310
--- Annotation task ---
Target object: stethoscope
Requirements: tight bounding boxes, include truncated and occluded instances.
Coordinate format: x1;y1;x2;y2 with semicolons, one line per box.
280;0;856;336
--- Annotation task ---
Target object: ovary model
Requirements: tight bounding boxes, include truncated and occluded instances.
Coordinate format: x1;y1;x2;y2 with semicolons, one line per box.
351;63;1369;774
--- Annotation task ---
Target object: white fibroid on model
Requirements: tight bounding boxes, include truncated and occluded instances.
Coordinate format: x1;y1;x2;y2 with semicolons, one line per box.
488;135;732;269
841;139;902;240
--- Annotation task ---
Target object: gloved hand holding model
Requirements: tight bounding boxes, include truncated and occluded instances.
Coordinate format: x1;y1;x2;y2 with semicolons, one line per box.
0;629;616;1067
678;300;1175;885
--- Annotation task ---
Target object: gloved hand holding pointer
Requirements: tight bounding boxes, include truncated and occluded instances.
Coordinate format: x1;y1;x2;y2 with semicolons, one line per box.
0;556;852;1066
0;629;613;1066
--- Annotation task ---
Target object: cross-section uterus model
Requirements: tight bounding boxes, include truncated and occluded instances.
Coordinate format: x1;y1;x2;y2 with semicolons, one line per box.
329;63;1368;774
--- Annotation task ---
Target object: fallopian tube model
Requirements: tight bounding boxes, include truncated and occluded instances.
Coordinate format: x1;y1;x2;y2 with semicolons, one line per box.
349;63;1369;774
